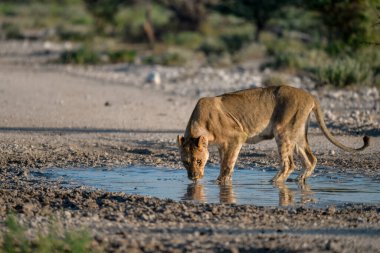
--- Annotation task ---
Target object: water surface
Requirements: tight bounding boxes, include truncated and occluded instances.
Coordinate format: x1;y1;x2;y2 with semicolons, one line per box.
40;166;380;207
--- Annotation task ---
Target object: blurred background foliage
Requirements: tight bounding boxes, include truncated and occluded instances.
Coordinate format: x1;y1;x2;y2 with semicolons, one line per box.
0;0;379;86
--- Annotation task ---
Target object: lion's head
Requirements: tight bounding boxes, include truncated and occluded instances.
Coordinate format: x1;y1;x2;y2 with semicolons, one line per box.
177;135;209;181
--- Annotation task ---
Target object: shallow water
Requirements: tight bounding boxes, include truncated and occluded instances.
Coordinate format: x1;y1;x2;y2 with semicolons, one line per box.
41;166;380;207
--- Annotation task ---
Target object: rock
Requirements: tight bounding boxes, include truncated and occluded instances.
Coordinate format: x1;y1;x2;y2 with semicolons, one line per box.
22;203;35;216
326;206;336;215
325;240;341;252
146;71;161;86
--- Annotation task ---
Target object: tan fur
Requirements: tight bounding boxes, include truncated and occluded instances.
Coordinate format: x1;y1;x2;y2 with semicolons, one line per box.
177;86;370;184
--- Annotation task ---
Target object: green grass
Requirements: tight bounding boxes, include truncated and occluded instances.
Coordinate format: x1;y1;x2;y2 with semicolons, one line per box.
163;31;203;50
1;0;378;87
0;1;93;40
108;49;137;63
1;215;97;253
262;34;379;87
60;46;101;64
314;56;373;87
59;46;138;64
115;3;172;42
0;3;17;17
142;47;193;66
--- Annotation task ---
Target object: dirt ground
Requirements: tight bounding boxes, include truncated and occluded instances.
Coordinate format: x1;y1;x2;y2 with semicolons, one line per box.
0;54;380;252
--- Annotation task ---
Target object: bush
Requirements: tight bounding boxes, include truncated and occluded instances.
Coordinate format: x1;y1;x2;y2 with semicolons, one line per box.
315;56;373;87
220;32;252;54
1;22;23;39
198;37;226;56
233;43;266;63
115;3;172;42
0;3;17;16
60;47;101;64
59;46;138;64
262;74;289;87
264;38;323;71
306;0;378;53
142;48;190;66
108;49;137;63
264;37;377;87
56;26;92;41
2;215;96;253
163;31;203;50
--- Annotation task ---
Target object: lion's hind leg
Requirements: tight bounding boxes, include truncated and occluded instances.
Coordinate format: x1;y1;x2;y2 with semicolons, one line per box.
271;136;295;183
296;139;317;183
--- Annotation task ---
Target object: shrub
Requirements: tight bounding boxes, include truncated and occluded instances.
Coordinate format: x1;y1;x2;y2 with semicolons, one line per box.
264;38;318;71
1;22;23;39
115;3;172;42
198;37;226;56
0;3;17;16
315;56;373;87
108;49;137;63
1;215;96;253
56;26;92;41
220;32;253;54
163;31;203;50
233;43;266;63
142;48;190;66
60;47;101;64
262;74;289;87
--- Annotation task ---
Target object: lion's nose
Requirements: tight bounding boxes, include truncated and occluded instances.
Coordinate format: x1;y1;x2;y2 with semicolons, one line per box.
188;171;199;180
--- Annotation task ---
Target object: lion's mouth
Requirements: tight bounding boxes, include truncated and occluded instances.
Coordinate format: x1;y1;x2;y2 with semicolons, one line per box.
188;174;204;181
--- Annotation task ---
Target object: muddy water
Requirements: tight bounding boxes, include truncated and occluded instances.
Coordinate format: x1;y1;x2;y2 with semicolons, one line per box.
40;166;380;207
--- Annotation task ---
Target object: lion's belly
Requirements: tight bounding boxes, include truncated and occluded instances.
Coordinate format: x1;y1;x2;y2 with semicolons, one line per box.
245;125;274;144
246;134;274;144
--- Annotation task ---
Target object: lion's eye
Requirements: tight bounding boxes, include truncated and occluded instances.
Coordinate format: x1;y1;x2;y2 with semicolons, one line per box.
183;161;190;167
197;160;202;165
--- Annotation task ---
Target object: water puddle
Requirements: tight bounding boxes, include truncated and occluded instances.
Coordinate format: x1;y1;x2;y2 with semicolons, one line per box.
38;166;380;207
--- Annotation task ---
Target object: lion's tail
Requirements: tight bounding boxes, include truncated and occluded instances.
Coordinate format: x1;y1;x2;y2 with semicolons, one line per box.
312;98;369;152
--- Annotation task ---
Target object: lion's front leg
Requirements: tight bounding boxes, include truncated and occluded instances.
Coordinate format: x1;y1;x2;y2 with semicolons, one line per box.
217;143;242;184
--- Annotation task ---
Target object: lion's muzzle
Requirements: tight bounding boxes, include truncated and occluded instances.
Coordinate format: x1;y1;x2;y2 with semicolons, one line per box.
188;171;203;181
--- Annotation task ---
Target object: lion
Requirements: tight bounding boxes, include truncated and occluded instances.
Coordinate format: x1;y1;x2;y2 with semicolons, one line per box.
177;85;369;184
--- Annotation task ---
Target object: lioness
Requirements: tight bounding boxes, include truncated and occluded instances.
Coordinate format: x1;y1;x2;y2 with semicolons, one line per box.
177;86;369;184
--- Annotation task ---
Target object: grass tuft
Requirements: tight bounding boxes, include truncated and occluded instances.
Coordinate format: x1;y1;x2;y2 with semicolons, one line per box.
1;214;97;253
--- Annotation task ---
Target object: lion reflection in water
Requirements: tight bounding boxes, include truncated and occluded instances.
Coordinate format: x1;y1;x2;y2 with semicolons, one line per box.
183;182;236;204
276;182;316;206
183;181;315;206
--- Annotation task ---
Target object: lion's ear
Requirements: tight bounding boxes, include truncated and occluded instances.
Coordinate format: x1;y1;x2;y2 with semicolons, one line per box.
197;135;208;148
177;135;185;147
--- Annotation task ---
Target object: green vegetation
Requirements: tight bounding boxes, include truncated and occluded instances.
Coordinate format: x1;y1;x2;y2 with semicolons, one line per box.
0;0;379;87
213;0;297;41
60;46;101;64
1;215;97;253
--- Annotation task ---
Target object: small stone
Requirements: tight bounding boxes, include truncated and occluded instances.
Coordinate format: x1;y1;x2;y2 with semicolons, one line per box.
64;210;72;219
146;71;161;86
327;206;336;215
140;213;150;221
325;240;341;251
22;203;35;216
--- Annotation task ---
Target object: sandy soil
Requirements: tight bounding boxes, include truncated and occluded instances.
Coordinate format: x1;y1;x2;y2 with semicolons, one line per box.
0;46;380;252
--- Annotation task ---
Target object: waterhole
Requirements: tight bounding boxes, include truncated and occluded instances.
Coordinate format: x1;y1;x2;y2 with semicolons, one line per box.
40;166;380;207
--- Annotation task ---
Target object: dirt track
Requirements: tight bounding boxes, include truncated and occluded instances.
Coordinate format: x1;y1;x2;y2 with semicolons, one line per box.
0;46;380;252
